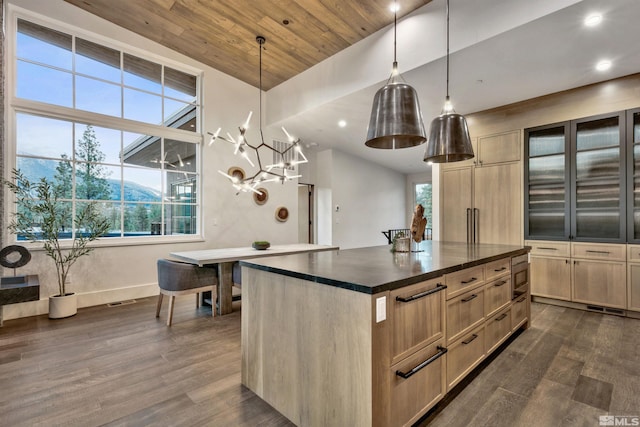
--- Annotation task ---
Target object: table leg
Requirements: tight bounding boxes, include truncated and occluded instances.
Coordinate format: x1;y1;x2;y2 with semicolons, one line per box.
217;262;233;315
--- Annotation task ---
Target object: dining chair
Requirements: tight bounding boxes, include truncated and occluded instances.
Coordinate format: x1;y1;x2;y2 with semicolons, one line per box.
156;259;218;326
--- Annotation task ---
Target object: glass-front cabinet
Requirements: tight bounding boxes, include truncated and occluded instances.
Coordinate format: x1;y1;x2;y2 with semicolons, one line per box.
628;108;640;242
525;111;626;243
525;123;570;240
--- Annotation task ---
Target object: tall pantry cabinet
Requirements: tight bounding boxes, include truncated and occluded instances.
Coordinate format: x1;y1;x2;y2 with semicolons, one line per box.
440;130;522;246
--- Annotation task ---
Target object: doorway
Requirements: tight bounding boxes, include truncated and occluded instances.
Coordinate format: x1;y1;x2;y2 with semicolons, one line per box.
298;183;314;243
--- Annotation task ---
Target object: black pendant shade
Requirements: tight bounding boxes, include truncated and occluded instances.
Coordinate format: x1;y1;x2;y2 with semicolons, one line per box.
423;111;474;163
365;81;427;149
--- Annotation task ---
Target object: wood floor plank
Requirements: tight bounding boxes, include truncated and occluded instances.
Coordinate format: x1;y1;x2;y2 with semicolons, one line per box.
1;297;639;427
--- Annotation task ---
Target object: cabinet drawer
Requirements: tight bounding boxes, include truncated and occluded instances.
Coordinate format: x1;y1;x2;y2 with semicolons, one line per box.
484;277;511;317
447;287;485;344
390;278;446;364
526;240;570;257
485;257;511;281
445;265;485;299
530;256;571;300
446;325;485;390
512;293;528;331
390;340;447;427
485;307;512;354
572;242;625;261
628;245;640;262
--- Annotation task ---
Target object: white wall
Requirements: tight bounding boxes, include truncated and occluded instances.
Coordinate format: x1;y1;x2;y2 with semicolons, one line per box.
2;0;299;319
311;149;405;249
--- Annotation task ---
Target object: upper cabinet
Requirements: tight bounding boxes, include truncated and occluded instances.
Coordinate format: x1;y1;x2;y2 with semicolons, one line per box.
441;130;520;170
525;111;627;243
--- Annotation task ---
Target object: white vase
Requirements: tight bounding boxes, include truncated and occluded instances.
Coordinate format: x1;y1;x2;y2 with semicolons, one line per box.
49;293;78;319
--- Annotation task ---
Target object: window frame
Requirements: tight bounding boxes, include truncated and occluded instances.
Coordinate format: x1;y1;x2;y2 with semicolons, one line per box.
6;9;205;247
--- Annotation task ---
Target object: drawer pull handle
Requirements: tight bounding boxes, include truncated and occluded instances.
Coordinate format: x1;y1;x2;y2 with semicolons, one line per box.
586;250;610;255
494;267;507;272
396;284;447;303
461;277;477;284
495;313;508;321
517;296;527;303
461;294;478;303
395;346;448;379
494;280;507;287
462;334;478;345
538;247;557;250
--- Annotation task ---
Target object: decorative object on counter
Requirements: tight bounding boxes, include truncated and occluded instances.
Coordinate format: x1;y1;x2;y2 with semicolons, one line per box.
275;206;289;222
365;0;426;149
3;169;110;319
253;187;269;205
391;231;410;252
209;36;307;195
411;204;428;243
252;241;271;250
423;0;474;163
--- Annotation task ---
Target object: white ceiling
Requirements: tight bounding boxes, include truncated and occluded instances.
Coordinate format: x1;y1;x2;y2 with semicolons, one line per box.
266;0;640;175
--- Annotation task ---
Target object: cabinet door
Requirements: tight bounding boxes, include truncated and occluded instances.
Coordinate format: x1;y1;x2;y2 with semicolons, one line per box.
390;278;445;365
572;259;626;308
390;340;447;427
627;108;640;242
571;112;626;242
628;263;640;312
530;256;571;300
446;287;485;344
441;167;473;243
477;130;520;166
473;162;522;245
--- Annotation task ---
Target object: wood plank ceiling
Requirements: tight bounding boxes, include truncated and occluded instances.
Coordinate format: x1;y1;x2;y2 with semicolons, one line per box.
63;0;432;90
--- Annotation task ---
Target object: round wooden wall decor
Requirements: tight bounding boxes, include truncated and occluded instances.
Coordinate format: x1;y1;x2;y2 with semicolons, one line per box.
253;188;269;205
275;206;289;222
227;166;245;181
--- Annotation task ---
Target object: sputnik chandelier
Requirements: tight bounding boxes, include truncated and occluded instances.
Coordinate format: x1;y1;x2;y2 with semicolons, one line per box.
208;36;307;195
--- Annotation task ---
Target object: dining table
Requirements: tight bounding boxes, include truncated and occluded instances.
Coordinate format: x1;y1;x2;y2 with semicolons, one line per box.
169;243;339;315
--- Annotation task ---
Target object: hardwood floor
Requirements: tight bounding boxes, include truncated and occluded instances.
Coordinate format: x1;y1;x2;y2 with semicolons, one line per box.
0;297;638;426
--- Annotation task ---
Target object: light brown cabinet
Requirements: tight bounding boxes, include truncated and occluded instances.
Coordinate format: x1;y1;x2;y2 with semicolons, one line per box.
484;276;511;317
446;324;485;390
572;259;626;309
390;340;447;427
440;130;522;246
528;240;628;310
485;307;512;354
446;287;485;344
530;255;571;300
390;278;445;365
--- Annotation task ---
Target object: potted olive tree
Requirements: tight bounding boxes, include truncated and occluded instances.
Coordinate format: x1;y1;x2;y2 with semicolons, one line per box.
4;169;110;318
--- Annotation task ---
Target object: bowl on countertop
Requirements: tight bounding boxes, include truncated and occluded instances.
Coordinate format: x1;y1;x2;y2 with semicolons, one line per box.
252;241;271;250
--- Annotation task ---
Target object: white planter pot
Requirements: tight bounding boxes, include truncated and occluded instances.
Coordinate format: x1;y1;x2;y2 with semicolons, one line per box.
49;293;77;319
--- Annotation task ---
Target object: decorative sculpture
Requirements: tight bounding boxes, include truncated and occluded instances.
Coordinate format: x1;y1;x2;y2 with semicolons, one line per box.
410;204;427;243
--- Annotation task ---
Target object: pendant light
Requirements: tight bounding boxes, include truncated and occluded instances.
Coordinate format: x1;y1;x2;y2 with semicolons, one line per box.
208;36;307;194
365;1;426;149
423;0;474;163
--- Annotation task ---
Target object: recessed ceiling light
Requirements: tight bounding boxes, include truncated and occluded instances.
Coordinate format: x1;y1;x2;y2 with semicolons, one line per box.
596;60;611;71
584;13;603;27
389;3;400;13
338;120;347;128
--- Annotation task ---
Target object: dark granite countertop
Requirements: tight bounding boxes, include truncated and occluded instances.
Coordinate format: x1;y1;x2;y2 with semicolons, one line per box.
240;241;530;294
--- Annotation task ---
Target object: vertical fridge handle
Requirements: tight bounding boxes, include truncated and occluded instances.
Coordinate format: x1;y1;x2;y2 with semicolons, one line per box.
473;208;479;243
466;208;471;243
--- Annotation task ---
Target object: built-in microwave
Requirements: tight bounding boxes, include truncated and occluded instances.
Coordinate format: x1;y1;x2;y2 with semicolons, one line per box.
511;254;529;300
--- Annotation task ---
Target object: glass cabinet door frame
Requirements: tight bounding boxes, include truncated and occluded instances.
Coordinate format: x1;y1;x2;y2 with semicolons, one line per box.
524;121;571;241
570;111;626;243
627;107;640;243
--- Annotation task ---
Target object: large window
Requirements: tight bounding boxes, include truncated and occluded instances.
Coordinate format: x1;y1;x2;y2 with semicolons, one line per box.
415;183;433;231
12;18;201;239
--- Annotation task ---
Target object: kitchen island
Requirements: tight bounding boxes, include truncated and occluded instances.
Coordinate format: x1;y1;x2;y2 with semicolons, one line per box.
240;241;530;427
